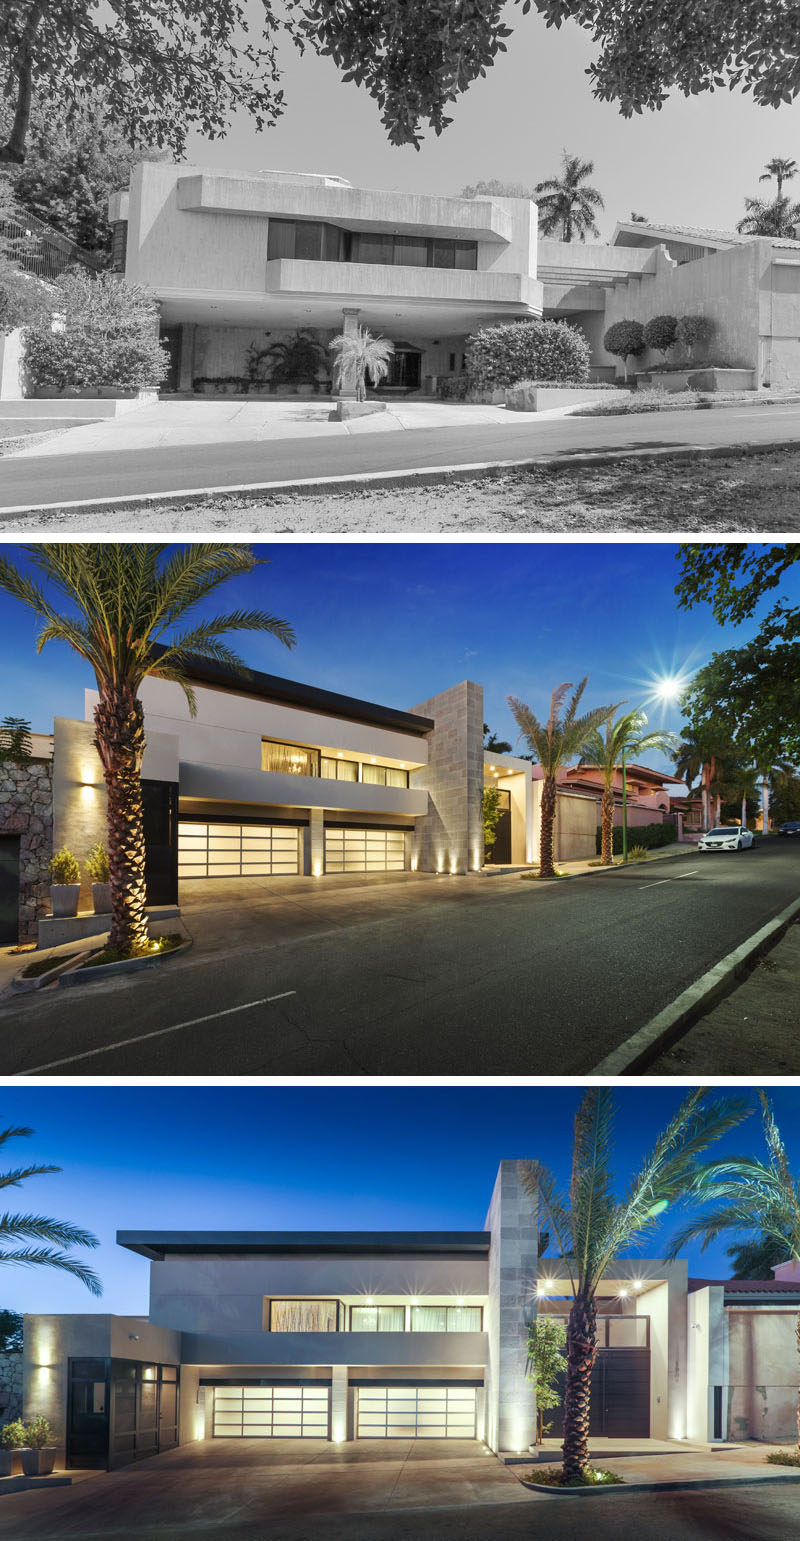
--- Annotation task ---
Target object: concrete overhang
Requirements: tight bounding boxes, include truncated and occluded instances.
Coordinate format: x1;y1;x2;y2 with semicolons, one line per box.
156;287;543;336
265;259;543;314
175;172;514;244
118;1230;492;1260
179;1330;489;1368
178;761;429;818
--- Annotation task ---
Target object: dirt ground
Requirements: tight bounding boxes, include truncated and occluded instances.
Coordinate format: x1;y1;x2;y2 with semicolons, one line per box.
648;919;800;1075
17;446;800;532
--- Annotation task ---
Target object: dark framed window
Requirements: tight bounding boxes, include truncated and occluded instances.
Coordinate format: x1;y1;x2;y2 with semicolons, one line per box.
267;219;348;263
262;740;320;777
321;755;359;782
350;1304;405;1332
267;1298;343;1332
410;1305;483;1332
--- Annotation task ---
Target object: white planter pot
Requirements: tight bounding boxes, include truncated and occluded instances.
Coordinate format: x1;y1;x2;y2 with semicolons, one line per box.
91;882;112;915
50;883;80;918
20;1447;55;1476
0;1449;14;1476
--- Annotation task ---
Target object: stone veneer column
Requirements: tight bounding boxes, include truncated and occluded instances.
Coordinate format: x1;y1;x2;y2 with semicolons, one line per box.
0;755;53;942
484;1160;539;1453
308;808;324;876
408;680;484;874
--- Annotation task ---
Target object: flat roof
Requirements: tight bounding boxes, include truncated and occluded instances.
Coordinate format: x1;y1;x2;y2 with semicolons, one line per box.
117;1230;491;1261
150;648;434;737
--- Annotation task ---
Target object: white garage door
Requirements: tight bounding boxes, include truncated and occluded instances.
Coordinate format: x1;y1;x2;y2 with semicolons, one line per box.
325;828;406;873
178;822;300;879
213;1384;329;1438
357;1386;476;1438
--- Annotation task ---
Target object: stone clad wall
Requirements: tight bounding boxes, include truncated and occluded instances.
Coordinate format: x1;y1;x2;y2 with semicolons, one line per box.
0;756;53;942
0;1351;23;1423
408;680;484;874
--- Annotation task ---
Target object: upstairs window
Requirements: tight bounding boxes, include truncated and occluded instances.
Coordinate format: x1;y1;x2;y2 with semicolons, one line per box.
410;1305;483;1332
268;1299;341;1332
262;740;319;777
321;756;359;782
361;764;409;788
350;1305;405;1332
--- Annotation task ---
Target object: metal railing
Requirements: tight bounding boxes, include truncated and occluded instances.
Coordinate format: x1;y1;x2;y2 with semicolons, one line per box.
0;210;104;281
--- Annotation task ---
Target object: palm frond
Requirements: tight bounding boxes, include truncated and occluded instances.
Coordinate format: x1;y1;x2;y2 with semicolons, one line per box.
570;1088;617;1289
521;1160;576;1291
0;1164;61;1190
0;1247;102;1295
0;1212;100;1249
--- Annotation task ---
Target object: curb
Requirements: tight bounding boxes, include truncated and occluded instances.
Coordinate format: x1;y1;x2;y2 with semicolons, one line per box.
591;894;800;1075
58;935;193;987
519;1472;800;1498
11;948;94;992
3;434;800;518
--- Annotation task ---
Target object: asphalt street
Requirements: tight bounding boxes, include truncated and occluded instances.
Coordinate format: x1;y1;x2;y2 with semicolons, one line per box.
1;402;800;512
3;845;798;1078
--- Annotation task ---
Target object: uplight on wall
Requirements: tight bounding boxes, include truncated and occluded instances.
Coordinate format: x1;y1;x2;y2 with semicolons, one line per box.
80;781;96;805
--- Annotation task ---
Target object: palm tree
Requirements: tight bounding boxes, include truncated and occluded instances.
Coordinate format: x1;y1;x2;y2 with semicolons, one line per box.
329;325;394;401
522;1087;749;1483
579;709;678;866
0;1122;101;1295
0;545;295;957
667;1092;800;1457
760;157;798;198
737;194;800;237
674;728;730;832
508;680;618;878
534;153;605;243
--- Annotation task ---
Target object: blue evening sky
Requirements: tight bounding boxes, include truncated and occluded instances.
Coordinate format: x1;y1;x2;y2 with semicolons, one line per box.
183;4;800;240
3;542;796;776
3;1085;794;1316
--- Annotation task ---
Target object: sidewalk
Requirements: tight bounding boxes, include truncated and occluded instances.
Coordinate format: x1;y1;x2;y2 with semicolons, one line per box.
486;842;697;880
513;1437;800;1493
647;915;800;1074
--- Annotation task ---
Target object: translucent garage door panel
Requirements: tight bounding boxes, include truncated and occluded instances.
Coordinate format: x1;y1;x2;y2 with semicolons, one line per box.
356;1386;476;1438
178;823;300;878
213;1385;329;1437
324;829;406;874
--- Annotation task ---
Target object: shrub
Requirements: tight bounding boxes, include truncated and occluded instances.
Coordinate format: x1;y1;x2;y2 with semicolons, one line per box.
85;843;110;883
50;847;80;884
0;1419;26;1450
676;314;715;361
595;820;676;855
438;374;469;401
603;319;646;380
465;320;590;391
643;314;678;363
628;845;649;862
23;270;168;393
23;1416;55;1450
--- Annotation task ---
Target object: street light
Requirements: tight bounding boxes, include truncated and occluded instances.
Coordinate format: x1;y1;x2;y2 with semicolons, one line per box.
621;677;683;865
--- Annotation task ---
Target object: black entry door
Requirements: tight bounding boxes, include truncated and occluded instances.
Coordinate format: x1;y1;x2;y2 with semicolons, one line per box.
142;780;178;905
491;789;512;865
159;326;181;393
387;348;421;390
0;836;20;944
547;1349;650;1439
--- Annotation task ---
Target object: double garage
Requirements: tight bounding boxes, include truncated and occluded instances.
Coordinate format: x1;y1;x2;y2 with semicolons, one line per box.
178;820;408;879
211;1383;479;1440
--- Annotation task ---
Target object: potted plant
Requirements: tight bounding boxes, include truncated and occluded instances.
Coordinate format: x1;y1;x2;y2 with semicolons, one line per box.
49;848;81;918
19;1417;56;1477
85;843;111;914
0;1419;27;1477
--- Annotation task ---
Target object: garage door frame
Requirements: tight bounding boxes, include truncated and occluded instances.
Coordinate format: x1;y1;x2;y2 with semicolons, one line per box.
212;1382;330;1438
178;819;302;880
324;826;407;874
356;1383;478;1439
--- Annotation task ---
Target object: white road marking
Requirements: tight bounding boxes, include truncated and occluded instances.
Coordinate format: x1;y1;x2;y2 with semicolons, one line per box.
12;992;297;1075
639;878;672;889
639;868;699;890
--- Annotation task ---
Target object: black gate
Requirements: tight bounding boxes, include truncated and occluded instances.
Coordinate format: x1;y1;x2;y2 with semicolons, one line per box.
547;1347;650;1439
143;779;179;905
0;836;20;944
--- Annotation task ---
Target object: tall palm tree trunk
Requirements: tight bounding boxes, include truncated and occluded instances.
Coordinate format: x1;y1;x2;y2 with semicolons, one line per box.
562;1293;597;1479
539;774;557;878
93;685;149;955
600;786;614;865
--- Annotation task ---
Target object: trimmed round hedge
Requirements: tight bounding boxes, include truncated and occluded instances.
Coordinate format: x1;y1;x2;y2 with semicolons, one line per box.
466;320;591;391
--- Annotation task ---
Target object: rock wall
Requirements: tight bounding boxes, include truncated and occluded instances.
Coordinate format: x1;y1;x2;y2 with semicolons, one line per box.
0;756;53;942
0;1351;23;1423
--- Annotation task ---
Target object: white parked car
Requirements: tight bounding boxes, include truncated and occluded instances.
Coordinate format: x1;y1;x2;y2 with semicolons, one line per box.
698;826;755;852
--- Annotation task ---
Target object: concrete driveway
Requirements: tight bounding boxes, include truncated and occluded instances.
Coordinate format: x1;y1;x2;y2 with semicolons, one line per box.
0;1437;526;1539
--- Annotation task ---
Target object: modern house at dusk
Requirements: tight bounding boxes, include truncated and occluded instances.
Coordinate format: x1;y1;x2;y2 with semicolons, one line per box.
2;657;688;945
101;163;800;397
23;1160;800;1470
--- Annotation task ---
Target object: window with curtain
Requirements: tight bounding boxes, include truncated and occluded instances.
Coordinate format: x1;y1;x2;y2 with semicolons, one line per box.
268;1299;340;1332
262;741;319;777
321;756;358;781
350;1305;405;1332
411;1305;482;1332
361;763;409;787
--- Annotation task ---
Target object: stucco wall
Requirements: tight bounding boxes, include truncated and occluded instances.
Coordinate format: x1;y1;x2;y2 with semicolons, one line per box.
555;791;599;862
727;1307;800;1441
0;754;53;941
409;680;484;874
604;243;760;375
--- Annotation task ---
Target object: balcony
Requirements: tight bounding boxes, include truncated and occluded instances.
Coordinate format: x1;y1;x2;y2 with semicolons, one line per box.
179;1330;488;1368
265;259;542;315
178;761;428;817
